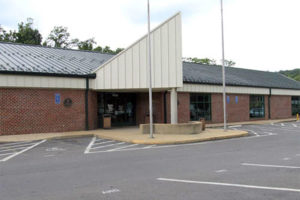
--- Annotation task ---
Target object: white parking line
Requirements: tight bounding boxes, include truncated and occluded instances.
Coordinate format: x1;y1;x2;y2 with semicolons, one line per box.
157;178;300;193
84;136;96;154
90;142;125;150
92;140;115;146
241;163;300;169
0;141;38;149
0;140;35;147
0;140;46;162
215;169;227;173
229;125;242;128
107;144;139;152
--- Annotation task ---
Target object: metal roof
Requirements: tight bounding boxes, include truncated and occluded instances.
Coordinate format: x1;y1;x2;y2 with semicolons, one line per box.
0;42;114;75
1;42;300;90
183;62;300;90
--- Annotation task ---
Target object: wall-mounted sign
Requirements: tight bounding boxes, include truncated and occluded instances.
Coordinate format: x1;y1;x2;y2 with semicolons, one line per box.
63;98;73;107
55;93;61;104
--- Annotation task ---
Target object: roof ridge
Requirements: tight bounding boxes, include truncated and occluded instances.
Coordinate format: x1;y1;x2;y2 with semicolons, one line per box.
0;41;116;55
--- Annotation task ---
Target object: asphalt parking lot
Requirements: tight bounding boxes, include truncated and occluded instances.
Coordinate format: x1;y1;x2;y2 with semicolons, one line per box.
0;122;299;200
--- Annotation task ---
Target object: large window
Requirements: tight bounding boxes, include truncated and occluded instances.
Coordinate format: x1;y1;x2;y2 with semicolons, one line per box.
292;96;300;115
249;95;265;118
190;93;211;121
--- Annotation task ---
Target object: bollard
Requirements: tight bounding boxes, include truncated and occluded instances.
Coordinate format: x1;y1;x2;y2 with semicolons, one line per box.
297;113;299;121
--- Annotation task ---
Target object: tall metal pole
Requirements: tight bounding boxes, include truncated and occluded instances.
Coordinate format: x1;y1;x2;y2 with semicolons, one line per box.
220;0;227;131
147;0;154;138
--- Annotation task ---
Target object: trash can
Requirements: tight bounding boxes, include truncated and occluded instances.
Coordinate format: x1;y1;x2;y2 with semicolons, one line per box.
103;114;111;129
200;118;206;131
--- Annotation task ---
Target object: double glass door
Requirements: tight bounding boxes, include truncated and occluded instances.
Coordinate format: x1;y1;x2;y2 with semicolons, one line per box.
98;93;136;127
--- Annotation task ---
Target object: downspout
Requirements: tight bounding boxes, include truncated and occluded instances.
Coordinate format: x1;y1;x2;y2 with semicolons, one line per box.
164;91;167;123
268;88;271;119
85;78;89;130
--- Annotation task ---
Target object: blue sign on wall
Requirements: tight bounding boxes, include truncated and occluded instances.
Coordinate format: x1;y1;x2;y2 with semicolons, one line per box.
235;96;238;104
227;96;230;103
55;93;61;104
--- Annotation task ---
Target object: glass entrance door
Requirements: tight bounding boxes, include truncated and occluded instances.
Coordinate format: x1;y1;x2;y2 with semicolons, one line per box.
98;93;136;127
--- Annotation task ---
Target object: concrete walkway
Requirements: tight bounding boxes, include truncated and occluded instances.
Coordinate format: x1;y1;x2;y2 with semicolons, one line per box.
0;127;247;145
206;118;297;128
0;118;295;144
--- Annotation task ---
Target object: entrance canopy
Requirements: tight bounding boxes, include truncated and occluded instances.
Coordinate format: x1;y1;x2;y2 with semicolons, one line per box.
91;12;183;91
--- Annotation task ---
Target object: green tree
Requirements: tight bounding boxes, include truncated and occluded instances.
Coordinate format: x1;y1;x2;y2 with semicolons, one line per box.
102;46;114;54
0;25;15;42
223;59;236;67
15;18;42;45
46;26;72;48
93;46;103;52
77;38;96;50
184;57;216;65
280;69;300;81
115;48;124;54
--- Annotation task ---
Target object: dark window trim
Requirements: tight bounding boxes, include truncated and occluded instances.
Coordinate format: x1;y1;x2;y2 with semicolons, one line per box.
249;95;265;119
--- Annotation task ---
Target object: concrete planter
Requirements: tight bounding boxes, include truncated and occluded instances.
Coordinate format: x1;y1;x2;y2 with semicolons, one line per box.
140;122;202;135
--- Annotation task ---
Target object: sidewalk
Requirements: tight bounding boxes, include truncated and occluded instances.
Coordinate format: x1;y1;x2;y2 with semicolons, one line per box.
0;127;247;145
1;118;294;144
206;118;296;128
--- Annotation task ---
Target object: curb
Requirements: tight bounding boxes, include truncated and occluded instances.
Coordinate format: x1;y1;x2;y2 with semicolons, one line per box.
95;131;248;145
207;118;297;128
0;131;248;145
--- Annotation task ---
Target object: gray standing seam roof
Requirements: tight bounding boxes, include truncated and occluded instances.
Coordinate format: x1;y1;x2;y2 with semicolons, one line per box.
1;42;300;90
0;42;114;75
183;62;300;90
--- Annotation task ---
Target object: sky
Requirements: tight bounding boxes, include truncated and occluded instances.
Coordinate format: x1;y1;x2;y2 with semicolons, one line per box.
0;0;300;71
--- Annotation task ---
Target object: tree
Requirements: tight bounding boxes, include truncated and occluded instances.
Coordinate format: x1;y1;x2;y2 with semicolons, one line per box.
0;25;15;42
15;18;42;45
93;46;103;52
102;46;114;54
115;48;124;54
77;38;96;50
223;59;236;67
46;26;72;48
184;57;216;65
0;18;42;45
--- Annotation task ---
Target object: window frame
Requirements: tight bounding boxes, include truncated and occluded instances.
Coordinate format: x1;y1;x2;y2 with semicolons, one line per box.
190;93;212;121
292;96;300;116
249;95;265;119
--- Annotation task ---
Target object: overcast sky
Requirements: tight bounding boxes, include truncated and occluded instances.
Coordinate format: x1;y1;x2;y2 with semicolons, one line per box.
0;0;300;71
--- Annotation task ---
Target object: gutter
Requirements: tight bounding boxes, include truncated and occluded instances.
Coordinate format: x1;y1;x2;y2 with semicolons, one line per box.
0;70;96;79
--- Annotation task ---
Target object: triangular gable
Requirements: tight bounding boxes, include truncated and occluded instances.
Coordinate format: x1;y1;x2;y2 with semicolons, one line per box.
92;12;183;90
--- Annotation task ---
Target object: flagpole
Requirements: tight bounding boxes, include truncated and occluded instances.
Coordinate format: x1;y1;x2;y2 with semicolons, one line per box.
220;0;227;131
147;0;154;138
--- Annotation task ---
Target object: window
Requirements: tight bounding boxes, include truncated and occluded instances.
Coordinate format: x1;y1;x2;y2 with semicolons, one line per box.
249;95;265;118
190;93;211;121
292;96;300;115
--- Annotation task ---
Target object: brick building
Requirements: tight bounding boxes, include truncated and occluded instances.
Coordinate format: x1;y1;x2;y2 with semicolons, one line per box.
1;12;300;135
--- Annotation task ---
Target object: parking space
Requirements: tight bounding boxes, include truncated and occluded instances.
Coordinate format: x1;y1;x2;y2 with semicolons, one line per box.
0;122;299;200
0;140;46;162
84;136;157;154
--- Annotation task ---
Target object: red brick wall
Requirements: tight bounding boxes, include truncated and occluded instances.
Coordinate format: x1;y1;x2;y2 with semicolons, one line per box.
136;92;165;124
0;88;96;135
165;92;190;123
270;95;292;119
177;93;190;123
211;94;271;123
